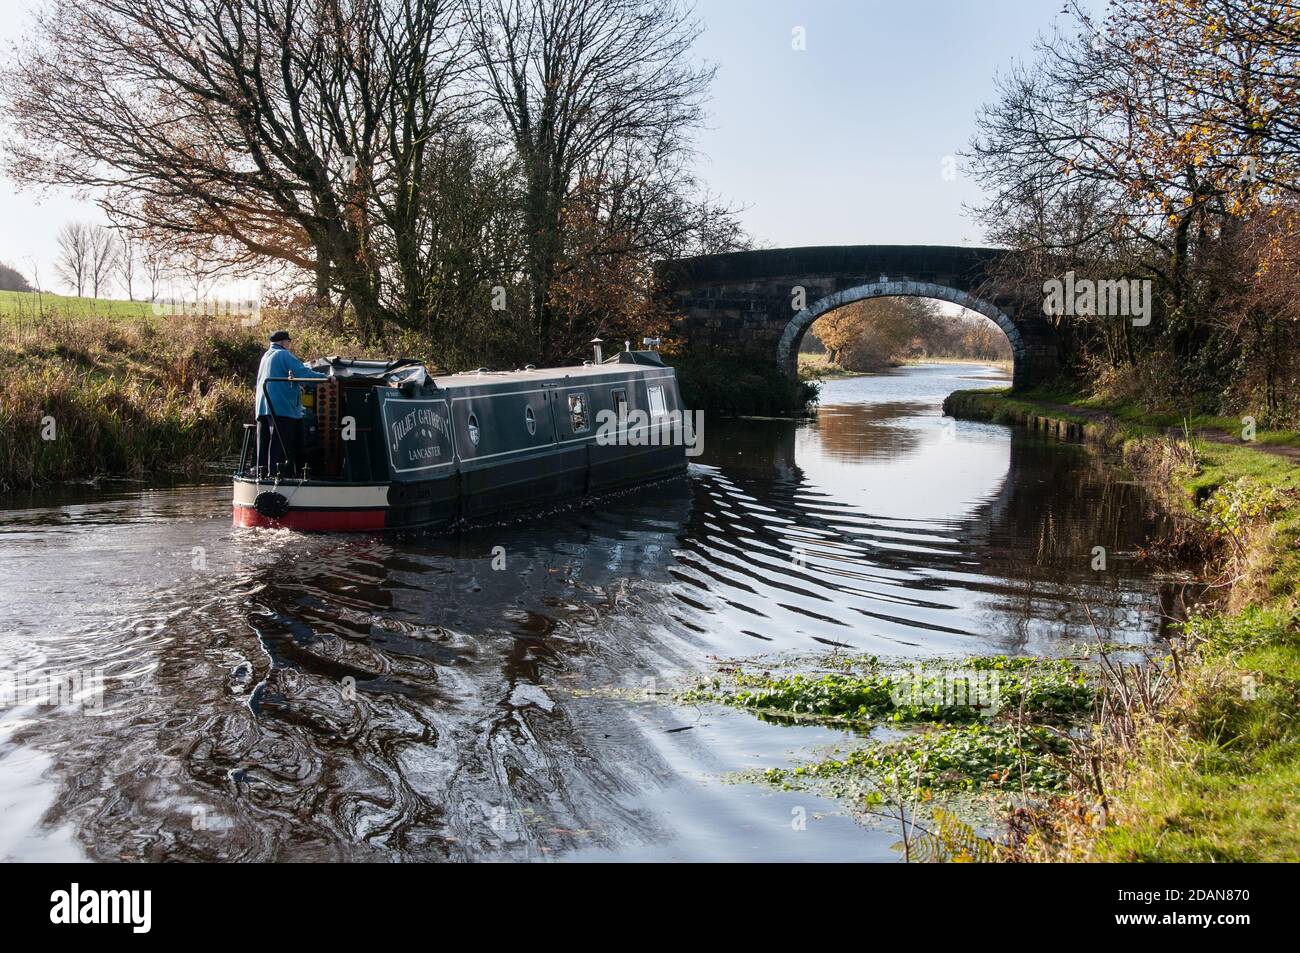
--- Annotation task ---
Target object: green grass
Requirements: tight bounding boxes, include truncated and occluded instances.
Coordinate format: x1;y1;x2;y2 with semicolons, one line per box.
1096;756;1300;861
1014;384;1300;449
1093;605;1300;861
0;289;157;321
944;387;1092;427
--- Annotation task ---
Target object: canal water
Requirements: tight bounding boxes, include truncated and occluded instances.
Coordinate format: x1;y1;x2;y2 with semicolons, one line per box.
0;363;1181;861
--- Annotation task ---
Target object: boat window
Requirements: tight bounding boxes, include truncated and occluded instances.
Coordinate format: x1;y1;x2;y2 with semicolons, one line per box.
467;412;481;446
647;384;668;417
525;406;536;435
611;388;628;417
568;393;589;433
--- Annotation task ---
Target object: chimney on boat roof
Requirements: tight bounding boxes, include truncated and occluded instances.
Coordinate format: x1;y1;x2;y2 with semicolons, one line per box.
591;337;604;364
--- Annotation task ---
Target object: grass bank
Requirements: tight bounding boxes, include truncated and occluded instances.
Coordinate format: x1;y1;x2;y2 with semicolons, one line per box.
2;300;825;491
0;308;382;494
797;353;873;379
944;387;1300;861
902;356;1013;373
797;353;1013;382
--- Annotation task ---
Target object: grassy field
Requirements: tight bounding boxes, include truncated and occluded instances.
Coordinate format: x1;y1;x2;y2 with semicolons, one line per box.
0;288;158;321
946;387;1300;861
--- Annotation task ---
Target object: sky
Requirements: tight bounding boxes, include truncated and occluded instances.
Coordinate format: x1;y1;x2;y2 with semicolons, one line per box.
0;0;1073;294
689;0;1068;248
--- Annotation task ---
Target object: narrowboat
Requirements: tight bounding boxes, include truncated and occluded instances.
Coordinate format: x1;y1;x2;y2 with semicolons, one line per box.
233;349;691;532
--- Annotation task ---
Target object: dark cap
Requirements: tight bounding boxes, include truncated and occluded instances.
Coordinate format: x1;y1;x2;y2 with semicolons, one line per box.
269;330;291;343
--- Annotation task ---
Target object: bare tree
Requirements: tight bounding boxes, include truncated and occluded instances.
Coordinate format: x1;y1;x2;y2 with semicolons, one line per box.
466;0;714;360
141;243;169;303
3;0;471;339
115;232;137;301
965;0;1300;412
7;0;734;364
54;222;91;296
173;251;218;308
86;225;119;299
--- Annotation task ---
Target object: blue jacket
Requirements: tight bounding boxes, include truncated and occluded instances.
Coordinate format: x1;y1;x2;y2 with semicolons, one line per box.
255;344;327;419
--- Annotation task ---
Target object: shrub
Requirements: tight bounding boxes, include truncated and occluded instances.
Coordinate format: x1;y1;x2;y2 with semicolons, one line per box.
673;349;819;416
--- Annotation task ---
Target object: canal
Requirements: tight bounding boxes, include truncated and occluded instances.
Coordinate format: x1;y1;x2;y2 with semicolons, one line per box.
0;363;1180;861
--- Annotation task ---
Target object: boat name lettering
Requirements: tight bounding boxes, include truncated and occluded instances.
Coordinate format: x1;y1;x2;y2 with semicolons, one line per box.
390;404;449;450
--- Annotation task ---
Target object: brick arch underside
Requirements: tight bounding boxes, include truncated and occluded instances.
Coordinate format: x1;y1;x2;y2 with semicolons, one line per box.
777;280;1025;379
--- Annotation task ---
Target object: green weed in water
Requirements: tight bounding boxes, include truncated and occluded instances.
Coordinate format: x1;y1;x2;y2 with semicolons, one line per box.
678;656;1094;726
764;723;1071;795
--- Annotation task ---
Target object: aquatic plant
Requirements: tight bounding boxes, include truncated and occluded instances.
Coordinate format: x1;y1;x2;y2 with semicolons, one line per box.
679;656;1094;726
764;723;1071;795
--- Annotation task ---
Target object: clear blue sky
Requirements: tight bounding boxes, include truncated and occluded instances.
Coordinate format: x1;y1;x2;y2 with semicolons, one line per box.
690;0;1068;248
0;0;1071;289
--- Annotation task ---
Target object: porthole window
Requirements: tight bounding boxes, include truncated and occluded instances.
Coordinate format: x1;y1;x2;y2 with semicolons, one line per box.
467;412;481;445
525;406;536;435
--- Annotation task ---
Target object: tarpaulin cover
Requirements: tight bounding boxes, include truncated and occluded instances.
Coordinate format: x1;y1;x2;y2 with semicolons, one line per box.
310;356;431;388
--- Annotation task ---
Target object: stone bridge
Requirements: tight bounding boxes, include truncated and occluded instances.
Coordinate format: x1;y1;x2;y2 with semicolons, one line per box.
656;245;1057;390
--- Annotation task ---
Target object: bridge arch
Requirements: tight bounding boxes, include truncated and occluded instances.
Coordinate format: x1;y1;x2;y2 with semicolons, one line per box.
657;245;1058;401
778;279;1024;379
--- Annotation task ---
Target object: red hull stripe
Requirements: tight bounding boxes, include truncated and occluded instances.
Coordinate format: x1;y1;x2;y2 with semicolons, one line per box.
233;505;387;532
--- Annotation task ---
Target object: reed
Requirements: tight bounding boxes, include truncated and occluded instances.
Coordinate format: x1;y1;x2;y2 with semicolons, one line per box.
0;310;375;493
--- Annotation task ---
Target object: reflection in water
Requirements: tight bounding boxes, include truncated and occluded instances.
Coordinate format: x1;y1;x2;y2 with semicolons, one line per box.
684;365;1174;655
0;364;1184;861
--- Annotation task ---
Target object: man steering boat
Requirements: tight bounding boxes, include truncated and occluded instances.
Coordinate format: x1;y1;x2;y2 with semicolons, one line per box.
254;329;327;478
